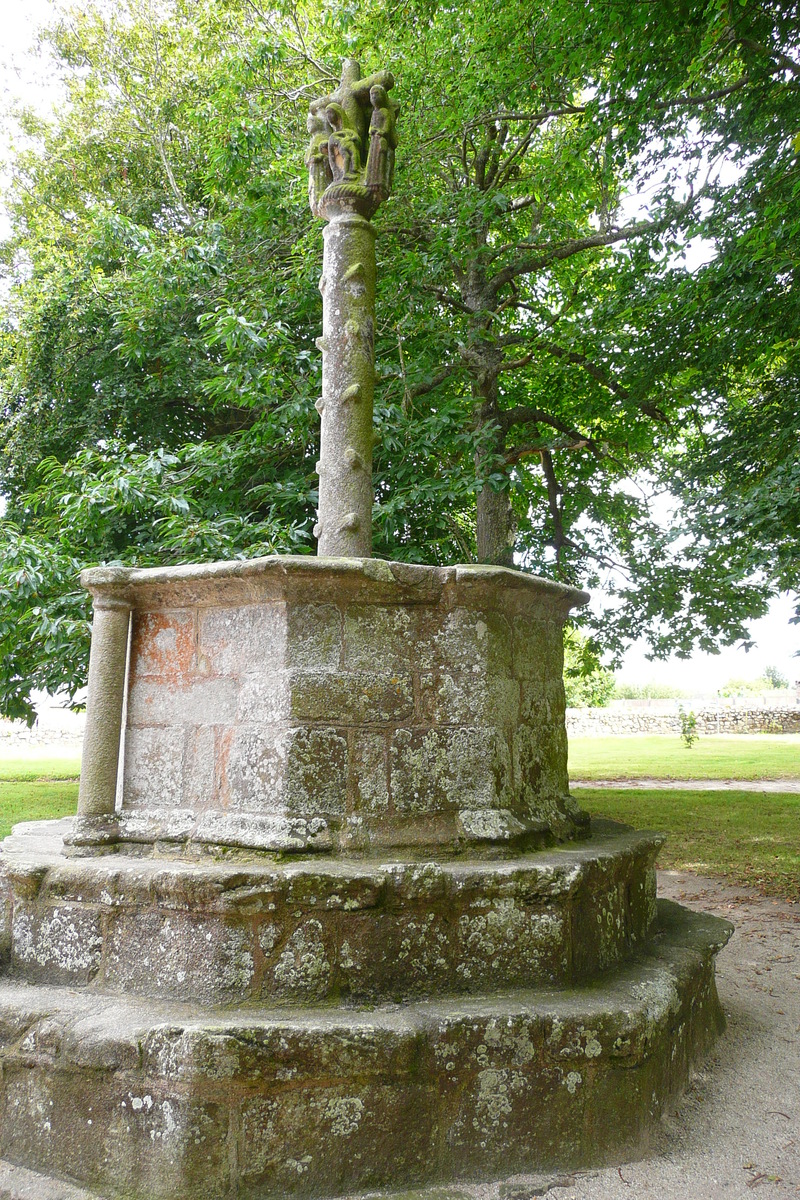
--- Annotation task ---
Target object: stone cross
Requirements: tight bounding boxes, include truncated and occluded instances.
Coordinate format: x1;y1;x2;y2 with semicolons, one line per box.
306;59;399;557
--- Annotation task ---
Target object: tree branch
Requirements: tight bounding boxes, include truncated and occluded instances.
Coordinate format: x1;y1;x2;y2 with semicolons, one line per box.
486;192;698;297
423;285;473;314
408;363;460;401
734;35;800;79
498;404;600;452
540;449;576;562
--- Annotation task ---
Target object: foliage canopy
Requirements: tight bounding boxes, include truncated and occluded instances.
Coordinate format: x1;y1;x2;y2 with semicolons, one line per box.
1;0;798;719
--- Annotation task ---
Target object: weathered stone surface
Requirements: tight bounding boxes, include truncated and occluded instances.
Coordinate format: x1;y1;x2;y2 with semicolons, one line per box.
11;904;103;986
0;1157;104;1199
74;557;588;856
2;819;665;1004
0;900;731;1200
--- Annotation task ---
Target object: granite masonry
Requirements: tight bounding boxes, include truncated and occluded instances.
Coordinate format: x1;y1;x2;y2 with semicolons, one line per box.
0;556;732;1200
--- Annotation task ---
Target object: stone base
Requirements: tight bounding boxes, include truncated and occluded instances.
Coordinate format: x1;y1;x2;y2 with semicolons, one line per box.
0;900;731;1200
2;819;662;1006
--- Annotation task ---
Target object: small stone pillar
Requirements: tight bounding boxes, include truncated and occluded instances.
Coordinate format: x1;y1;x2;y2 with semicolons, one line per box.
307;59;399;557
77;571;132;818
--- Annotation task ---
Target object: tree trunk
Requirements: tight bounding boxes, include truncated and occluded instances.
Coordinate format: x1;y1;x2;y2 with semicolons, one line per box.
476;475;515;567
473;357;515;567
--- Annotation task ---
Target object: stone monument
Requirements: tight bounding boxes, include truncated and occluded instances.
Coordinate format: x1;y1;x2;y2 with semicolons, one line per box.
0;60;731;1200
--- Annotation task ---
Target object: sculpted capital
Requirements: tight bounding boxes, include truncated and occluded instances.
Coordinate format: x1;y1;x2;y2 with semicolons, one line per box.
307;59;400;221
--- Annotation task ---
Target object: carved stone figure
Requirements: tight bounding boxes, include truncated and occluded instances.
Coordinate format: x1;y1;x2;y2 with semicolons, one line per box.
305;106;332;213
367;83;399;197
324;102;362;181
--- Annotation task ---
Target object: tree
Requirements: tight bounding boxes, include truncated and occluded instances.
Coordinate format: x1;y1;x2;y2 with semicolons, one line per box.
563;630;615;709
0;0;798;719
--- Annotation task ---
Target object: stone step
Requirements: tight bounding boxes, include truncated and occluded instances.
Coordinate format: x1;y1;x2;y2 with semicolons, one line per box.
0;1159;103;1200
0;899;732;1200
1;819;662;1006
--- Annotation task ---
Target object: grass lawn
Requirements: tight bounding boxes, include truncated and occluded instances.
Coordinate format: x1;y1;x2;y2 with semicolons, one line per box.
0;756;81;841
0;781;80;841
569;734;800;781
576;786;800;901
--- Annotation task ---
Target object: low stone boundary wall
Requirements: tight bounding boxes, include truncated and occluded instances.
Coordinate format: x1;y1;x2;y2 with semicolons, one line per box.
0;717;84;750
567;707;800;736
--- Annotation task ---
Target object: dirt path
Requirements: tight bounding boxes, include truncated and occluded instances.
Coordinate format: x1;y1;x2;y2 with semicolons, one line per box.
359;871;800;1200
531;871;800;1200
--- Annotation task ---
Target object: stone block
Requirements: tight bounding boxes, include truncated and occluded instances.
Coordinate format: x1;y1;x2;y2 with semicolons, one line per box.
193;811;331;854
335;908;457;1001
282;727;349;816
512;614;563;682
348;731;389;813
122;727;184;809
390;727;512;813
198;604;284;677
216;726;286;811
513;725;569;817
130;610;195;682
286;604;342;669
454;900;568;988
418;608;513;675
127;677;238;728
11;904;103;985
104;910;255;1005
235;674;292;723
239;1081;436;1197
266;918;335;1001
418;672;520;727
288;670;414;725
342;604;414;671
181;726;216;808
217;725;348;817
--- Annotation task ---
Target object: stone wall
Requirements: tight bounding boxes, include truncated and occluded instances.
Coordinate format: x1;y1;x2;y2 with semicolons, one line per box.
567;706;800;737
0;716;84;750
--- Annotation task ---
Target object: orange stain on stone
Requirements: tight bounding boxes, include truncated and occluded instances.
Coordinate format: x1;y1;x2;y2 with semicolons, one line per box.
130;610;195;683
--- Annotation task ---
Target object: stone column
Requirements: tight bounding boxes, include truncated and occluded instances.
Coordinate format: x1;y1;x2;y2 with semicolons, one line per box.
307;59;399;558
77;581;132;818
317;211;377;556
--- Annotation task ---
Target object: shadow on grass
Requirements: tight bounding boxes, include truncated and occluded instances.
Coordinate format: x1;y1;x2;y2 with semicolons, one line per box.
576;786;800;901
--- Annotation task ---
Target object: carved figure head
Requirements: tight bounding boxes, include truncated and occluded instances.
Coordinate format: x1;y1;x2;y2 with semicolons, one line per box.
325;102;347;133
370;84;388;110
307;107;327;136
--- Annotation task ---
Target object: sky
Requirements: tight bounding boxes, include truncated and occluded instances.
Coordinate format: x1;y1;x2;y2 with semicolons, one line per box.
1;0;798;696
